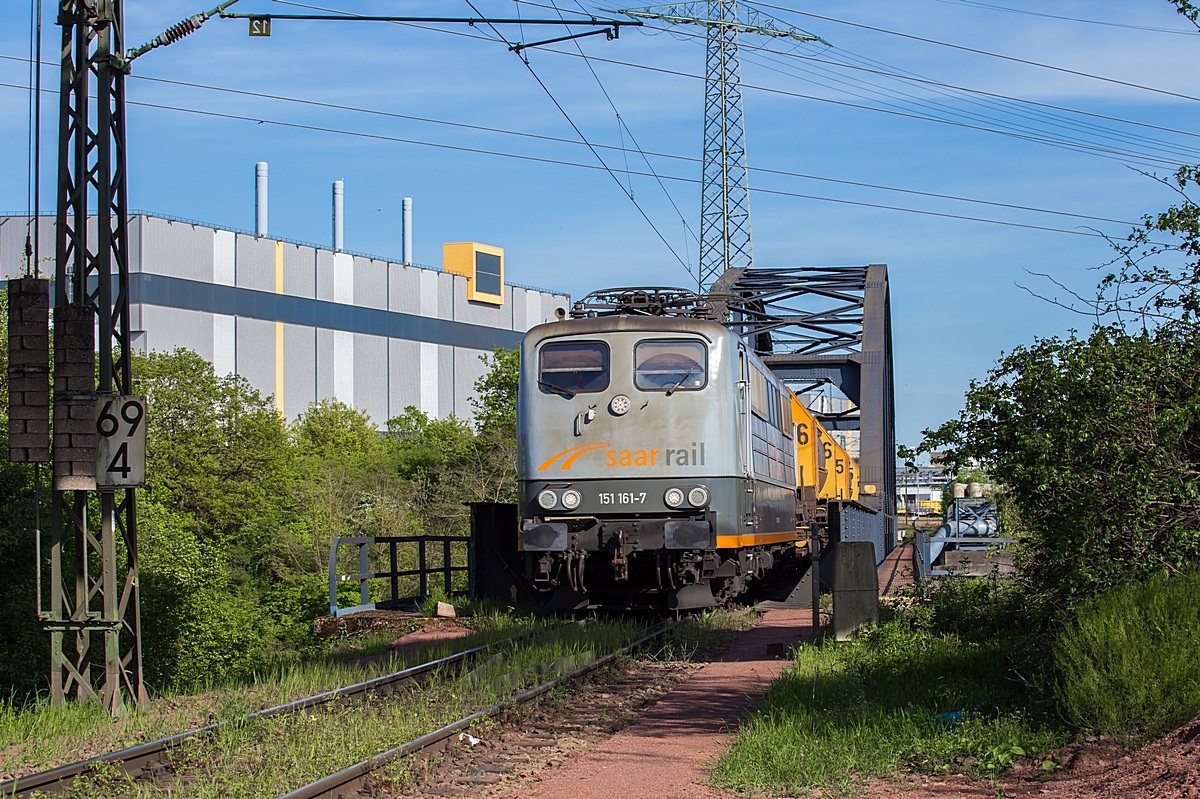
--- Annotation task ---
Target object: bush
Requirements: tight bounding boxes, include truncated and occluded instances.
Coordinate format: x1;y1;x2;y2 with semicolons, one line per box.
1054;572;1200;743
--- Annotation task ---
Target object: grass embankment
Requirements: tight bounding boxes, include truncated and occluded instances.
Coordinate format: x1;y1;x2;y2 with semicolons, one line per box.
0;609;550;783
717;570;1200;797
714;580;1067;796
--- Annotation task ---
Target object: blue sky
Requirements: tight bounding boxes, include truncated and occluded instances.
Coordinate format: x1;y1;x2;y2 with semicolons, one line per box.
2;1;1198;448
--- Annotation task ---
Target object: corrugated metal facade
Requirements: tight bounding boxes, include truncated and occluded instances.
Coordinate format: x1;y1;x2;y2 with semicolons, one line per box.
0;214;570;428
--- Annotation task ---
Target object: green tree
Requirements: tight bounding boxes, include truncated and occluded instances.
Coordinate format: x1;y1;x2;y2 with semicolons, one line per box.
1099;166;1200;329
922;326;1200;616
133;349;295;686
1169;0;1199;30
471;346;520;437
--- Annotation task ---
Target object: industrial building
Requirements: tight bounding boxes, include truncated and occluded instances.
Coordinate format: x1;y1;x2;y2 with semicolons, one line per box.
0;167;570;426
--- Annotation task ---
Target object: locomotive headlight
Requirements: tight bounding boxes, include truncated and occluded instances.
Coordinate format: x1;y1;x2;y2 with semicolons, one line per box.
664;487;685;508
537;489;558;510
561;489;582;510
687;486;710;507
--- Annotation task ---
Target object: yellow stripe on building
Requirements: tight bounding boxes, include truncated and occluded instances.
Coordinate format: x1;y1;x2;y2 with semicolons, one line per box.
275;241;284;415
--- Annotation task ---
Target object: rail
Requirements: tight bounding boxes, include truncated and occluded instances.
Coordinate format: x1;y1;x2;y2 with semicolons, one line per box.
329;534;473;617
0;624;562;798
277;621;679;799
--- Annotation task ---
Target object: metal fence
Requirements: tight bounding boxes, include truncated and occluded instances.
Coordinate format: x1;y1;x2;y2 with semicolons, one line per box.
327;535;474;617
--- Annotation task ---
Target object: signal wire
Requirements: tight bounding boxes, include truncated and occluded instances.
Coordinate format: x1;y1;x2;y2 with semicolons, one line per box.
0;55;1144;226
743;0;1200;103
0;80;1138;241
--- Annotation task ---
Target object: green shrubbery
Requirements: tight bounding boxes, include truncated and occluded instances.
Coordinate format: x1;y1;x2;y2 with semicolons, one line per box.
0;323;520;699
1054;572;1200;743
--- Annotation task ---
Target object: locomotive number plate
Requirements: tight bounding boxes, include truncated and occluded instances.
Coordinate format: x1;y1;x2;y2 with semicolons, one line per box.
598;492;647;505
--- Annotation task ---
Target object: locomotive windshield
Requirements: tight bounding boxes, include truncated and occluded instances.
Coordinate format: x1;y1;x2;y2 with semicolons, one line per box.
634;339;707;392
538;341;610;394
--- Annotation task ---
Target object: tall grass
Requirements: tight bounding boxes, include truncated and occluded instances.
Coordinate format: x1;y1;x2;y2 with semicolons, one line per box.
712;616;1065;796
1054;571;1200;744
42;618;677;798
0;612;550;781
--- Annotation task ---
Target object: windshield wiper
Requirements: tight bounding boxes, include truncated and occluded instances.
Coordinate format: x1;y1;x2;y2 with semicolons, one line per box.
538;379;578;399
664;364;698;396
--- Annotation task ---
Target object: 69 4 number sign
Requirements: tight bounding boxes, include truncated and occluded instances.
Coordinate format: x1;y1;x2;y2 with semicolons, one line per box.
95;396;147;488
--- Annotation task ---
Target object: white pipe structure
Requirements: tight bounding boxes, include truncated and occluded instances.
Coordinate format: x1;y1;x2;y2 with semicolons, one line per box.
402;197;413;264
332;179;344;252
255;161;268;237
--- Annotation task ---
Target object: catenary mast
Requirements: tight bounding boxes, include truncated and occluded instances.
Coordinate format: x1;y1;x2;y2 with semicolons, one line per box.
620;2;824;290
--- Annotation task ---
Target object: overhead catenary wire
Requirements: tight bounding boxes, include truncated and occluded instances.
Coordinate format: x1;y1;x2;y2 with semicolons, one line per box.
0;81;1138;241
461;0;692;273
0;59;1144;227
560;0;702;275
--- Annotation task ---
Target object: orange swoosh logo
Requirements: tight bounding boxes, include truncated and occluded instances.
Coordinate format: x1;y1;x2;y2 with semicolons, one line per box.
537;441;611;471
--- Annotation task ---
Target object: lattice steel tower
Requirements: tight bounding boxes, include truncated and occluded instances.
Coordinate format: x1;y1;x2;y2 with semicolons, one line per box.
621;3;823;289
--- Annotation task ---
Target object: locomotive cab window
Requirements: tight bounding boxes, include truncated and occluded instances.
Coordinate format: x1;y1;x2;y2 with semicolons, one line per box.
539;341;610;395
634;339;707;392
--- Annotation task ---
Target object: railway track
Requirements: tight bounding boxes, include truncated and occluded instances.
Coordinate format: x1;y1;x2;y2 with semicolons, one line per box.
1;623;570;798
277;621;677;799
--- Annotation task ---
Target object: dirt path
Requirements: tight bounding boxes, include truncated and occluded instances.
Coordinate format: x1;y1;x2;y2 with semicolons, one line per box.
510;609;811;799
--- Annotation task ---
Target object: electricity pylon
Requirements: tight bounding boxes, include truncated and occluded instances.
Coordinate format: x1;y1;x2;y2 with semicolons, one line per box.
620;3;824;289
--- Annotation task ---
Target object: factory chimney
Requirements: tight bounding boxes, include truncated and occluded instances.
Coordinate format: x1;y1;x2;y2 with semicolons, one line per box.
255;161;268;237
402;197;412;264
332;179;344;252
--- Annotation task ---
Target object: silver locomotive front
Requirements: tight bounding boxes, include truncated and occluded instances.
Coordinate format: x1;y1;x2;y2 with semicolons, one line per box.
518;315;754;609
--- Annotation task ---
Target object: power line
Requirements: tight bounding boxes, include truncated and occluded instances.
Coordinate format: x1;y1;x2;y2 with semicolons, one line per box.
0;80;1136;241
0;57;1143;226
651;22;1200;143
261;2;1198;164
933;0;1200;36
527;48;1190;168
737;47;1197;168
743;1;1200;103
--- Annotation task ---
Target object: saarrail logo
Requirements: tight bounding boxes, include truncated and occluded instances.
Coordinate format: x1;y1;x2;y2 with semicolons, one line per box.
537;442;707;471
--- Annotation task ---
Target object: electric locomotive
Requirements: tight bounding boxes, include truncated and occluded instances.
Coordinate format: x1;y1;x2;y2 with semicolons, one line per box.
517;288;858;610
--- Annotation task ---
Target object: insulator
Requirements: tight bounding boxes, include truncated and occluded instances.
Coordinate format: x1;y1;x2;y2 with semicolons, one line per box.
158;15;201;46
